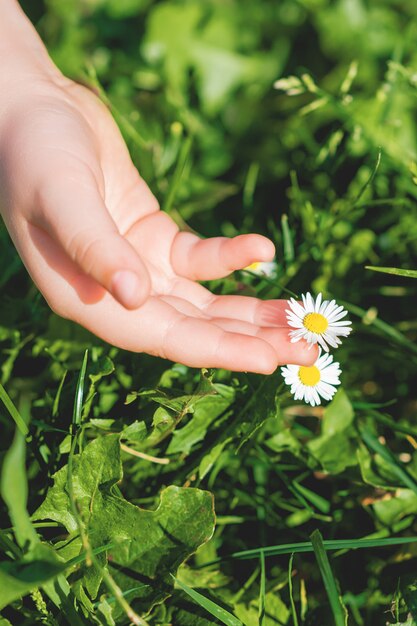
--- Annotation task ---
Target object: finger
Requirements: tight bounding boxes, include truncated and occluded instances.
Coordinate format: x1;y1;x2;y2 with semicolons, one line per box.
204;296;290;326
159;275;291;327
33;171;151;309
161;292;292;332
156;295;317;366
209;317;319;366
57;289;279;373
162;276;292;327
171;232;275;280
18;226;292;374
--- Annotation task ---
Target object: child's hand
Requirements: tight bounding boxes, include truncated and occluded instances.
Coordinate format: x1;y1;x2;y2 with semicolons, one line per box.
0;16;318;372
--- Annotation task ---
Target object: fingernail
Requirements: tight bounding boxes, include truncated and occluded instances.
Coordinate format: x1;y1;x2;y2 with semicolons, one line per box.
111;270;142;309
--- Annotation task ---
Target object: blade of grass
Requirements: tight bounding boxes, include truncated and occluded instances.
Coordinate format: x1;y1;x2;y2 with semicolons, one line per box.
281;214;294;263
85;63;150;150
198;535;417;565
53;370;68;418
243;161;260;211
360;427;417;496
339;300;417;356
365;266;417;278
352;147;382;204
163;135;193;214
72;350;88;432
258;549;266;626
288;553;299;626
0;383;28;435
173;576;243;626
310;529;348;626
1;394;38;550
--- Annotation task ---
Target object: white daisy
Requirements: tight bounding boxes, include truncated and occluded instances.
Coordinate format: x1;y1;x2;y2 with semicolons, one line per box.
286;292;352;352
243;261;277;277
281;351;341;407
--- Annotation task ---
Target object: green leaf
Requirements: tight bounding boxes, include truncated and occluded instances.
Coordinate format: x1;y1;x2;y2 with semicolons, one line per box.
167;385;234;455
366;266;417;278
199;439;231;480
34;434;215;611
234;592;290;626
1;422;38;550
307;389;356;473
0;547;66;610
322;389;354;436
0;383;28;435
373;489;417;526
237;373;283;450
360;428;417;496
308;431;357;474
72;350;88;429
310;530;348;626
143;2;283;114
203;536;417;564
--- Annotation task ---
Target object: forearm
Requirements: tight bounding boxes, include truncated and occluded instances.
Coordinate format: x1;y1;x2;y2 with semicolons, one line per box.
0;0;60;87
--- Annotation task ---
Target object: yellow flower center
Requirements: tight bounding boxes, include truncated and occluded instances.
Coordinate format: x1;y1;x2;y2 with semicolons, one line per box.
246;262;261;271
298;365;321;386
303;312;328;334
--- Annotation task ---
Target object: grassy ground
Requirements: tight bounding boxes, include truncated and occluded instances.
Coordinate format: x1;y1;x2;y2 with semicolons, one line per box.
2;0;417;624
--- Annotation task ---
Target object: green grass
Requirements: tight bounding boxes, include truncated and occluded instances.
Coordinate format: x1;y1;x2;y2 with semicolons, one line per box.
1;0;417;624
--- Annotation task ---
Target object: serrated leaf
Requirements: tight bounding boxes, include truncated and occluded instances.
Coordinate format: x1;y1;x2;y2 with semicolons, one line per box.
33;434;215;611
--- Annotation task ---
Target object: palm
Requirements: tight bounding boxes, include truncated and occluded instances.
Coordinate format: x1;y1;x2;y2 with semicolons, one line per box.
4;80;316;372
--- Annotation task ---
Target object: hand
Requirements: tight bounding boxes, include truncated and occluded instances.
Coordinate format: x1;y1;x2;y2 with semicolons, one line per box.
0;69;318;373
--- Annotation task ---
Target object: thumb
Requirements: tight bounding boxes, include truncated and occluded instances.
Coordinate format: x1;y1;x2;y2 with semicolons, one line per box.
33;174;151;309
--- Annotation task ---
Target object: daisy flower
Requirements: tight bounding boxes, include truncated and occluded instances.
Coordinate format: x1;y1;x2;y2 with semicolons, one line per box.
243;260;277;277
281;351;341;407
286;292;352;352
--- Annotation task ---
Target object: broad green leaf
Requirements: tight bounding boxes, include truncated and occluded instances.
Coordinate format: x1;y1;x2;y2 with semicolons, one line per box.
357;444;395;489
199;439;231;480
34;434;215;611
322;389;354;436
121;420;147;443
307;390;356;473
237;373;283;450
265;430;302;457
167;385;234;455
373;489;417;526
308;431;357;474
361;428;417;495
234;591;290;626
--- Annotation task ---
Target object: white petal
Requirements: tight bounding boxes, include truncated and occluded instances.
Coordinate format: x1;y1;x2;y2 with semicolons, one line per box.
305;292;315;311
288;299;306;318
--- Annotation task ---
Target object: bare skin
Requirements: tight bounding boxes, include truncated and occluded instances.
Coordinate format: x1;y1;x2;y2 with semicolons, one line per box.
0;1;318;373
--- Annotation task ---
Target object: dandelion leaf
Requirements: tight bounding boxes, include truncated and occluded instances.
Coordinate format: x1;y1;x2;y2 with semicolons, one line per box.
33;434;215;611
